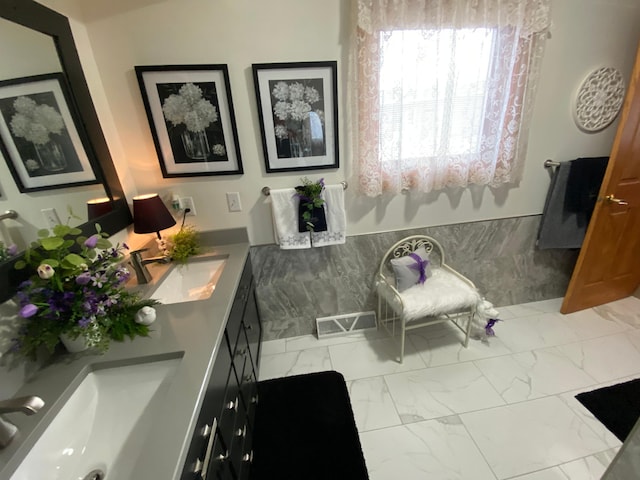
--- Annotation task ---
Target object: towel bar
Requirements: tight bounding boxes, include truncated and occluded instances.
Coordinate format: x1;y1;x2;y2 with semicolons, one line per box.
544;159;560;168
262;181;348;196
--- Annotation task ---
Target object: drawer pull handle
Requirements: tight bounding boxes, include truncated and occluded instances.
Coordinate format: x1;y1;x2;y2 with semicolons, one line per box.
236;348;247;358
192;458;204;474
245;324;253;331
200;423;212;439
251;394;259;405
243;373;253;382
226;397;238;412
242;451;254;463
200;417;218;478
235;425;246;438
216;451;230;463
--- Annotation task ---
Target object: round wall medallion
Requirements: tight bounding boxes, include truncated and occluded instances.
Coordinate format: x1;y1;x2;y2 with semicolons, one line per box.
574;67;625;132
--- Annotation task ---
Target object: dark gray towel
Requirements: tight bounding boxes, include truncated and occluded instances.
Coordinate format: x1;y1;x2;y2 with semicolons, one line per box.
537;157;609;249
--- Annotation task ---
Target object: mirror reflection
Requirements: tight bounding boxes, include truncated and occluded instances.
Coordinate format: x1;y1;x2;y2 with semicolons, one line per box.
0;17;108;253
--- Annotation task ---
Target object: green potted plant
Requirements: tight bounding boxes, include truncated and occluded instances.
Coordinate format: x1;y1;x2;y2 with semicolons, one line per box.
295;177;327;233
11;222;158;360
167;224;200;263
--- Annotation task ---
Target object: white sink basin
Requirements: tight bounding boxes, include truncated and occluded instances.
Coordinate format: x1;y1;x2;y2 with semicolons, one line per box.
150;257;226;305
10;358;179;480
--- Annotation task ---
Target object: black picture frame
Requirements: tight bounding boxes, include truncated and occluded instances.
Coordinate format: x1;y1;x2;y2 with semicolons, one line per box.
252;61;339;173
0;73;99;192
135;64;243;178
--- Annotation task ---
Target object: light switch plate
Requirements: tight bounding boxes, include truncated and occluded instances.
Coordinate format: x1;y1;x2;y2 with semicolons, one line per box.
226;192;242;212
41;208;60;229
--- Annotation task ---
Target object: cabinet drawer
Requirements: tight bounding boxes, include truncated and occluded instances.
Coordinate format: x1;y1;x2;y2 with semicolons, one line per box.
225;258;253;354
242;284;262;375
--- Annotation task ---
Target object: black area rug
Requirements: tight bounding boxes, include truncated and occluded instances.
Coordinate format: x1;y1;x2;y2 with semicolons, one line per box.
576;378;640;441
250;370;369;480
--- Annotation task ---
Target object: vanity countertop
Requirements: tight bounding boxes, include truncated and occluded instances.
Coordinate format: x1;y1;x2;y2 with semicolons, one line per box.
0;230;251;480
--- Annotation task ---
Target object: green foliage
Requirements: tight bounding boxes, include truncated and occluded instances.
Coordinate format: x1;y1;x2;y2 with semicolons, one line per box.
12;221;160;361
295;177;325;232
168;225;200;263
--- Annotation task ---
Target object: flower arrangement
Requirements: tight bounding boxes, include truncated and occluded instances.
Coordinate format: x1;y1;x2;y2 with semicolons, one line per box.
162;83;218;133
295;177;326;232
0;241;18;262
9;96;65;145
11;223;158;360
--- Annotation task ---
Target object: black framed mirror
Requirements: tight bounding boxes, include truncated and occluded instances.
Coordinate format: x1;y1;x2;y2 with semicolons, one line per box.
0;0;132;301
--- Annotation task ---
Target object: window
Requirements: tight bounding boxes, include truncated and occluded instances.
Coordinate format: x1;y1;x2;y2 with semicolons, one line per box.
350;0;551;196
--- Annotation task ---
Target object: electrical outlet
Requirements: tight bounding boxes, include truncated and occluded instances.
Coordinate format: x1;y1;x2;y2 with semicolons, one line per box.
226;192;242;212
178;196;196;216
41;208;60;229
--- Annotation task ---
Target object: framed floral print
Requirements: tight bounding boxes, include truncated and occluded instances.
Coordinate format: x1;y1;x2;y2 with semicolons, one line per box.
135;64;243;177
252;61;339;173
0;73;99;192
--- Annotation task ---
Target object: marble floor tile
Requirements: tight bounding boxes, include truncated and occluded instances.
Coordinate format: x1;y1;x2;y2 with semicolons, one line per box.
593;296;640;328
347;376;401;432
509;467;569;480
555;333;640;383
284;329;386;352
518;298;564;314
561;308;631;341
384;363;505;423
408;324;513;367
557;386;624;450
496;313;580;353
359;418;496;480
461;396;613;479
474;347;597;403
499;299;560;320
558;449;619;480
260;339;286;356
328;337;426;380
258;347;332;381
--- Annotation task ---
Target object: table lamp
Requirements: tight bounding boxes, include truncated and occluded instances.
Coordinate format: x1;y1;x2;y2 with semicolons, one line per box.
132;193;176;240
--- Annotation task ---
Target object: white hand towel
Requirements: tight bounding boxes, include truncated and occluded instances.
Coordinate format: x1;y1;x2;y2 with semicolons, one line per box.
270;188;311;249
312;184;346;247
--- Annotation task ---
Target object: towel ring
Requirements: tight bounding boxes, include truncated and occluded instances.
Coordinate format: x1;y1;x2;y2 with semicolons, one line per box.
262;181;348;196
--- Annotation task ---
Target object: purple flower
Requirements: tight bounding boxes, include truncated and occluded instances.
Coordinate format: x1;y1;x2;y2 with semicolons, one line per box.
78;317;92;328
7;244;17;256
20;304;38;318
122;243;129;250
84;234;99;248
76;272;92;285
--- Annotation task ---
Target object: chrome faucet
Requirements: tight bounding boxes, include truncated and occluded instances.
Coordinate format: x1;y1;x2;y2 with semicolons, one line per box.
0;395;44;448
129;248;171;284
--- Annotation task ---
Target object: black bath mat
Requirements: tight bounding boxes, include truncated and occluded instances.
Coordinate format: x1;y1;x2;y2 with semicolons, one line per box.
576;378;640;441
250;370;369;480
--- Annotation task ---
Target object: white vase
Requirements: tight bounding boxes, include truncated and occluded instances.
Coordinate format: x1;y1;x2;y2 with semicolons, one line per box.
59;333;89;353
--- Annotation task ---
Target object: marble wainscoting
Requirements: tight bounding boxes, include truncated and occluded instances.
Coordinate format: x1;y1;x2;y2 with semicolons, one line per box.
250;215;579;341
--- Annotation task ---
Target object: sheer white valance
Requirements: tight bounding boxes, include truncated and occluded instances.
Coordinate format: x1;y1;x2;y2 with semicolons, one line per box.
350;0;551;197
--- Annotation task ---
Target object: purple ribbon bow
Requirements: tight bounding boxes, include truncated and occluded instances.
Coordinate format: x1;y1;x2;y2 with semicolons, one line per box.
485;318;501;336
408;253;430;284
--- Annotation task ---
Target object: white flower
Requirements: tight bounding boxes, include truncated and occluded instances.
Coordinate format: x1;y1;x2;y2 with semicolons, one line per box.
272;81;290;101
288;82;305;101
162;83;218;132
37;264;55;279
304;86;320;104
273;101;291;121
25;159;40;171
274;124;289;139
289;100;311;121
9;96;65;145
316;109;325;124
212;144;226;156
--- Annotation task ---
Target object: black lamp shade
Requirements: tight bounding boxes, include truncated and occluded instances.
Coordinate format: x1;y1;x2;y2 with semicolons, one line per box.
133;193;176;236
87;197;113;220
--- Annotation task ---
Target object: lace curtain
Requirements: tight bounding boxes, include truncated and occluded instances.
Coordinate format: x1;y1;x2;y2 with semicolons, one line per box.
349;0;551;196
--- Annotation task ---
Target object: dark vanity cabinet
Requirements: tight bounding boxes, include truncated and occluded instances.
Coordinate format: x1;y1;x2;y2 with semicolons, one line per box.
181;256;262;480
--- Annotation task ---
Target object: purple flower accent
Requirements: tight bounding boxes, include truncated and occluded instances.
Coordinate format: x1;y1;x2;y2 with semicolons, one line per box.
76;272;92;285
84;235;99;248
122;243;129;250
78;317;92;328
20;304;38;318
7;244;17;256
408;253;430;284
485;318;501;336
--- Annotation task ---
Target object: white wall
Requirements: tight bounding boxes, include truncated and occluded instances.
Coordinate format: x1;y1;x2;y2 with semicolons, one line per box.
47;0;640;245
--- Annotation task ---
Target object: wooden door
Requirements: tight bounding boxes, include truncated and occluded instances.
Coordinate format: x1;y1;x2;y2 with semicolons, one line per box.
561;46;640;314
